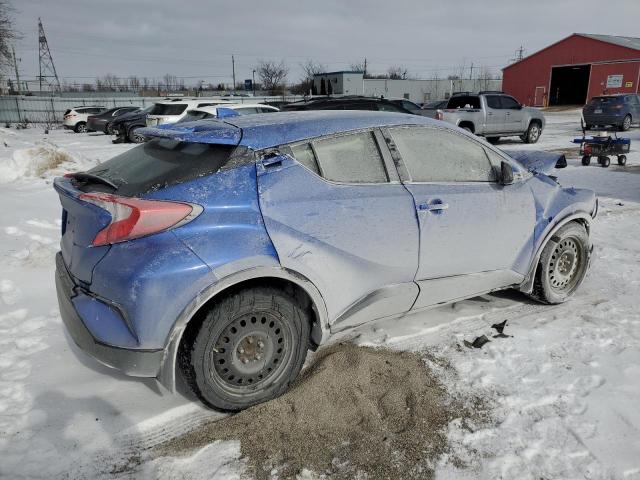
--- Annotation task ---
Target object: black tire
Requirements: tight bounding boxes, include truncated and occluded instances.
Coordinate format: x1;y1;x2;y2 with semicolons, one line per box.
460;125;473;133
184;287;310;411
74;122;87;133
487;137;500;144
585;124;594;130
581;155;591;166
522;121;542;144
128;126;146;143
618;155;627;166
620;115;632;132
530;222;590;304
599;156;610;168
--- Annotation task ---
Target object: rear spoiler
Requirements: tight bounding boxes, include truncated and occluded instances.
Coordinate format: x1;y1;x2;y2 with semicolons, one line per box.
502;150;567;175
137;120;242;145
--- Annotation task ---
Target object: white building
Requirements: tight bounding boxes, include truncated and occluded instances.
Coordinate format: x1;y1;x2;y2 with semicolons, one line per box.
313;71;502;103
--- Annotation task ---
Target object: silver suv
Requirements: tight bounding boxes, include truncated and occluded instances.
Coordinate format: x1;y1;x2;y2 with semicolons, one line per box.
437;92;546;144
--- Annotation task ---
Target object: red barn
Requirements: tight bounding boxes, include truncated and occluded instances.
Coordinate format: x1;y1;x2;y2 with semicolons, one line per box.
503;34;640;107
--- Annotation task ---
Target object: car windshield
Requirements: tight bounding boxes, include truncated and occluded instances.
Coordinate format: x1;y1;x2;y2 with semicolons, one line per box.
149;103;188;115
84;139;243;195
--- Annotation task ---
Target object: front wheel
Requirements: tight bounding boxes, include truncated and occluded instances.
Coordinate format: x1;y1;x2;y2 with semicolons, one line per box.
618;155;627;166
521;121;541;143
128;126;146;143
598;156;610;168
74;122;87;133
581;155;591;166
530;222;590;304
184;287;310;411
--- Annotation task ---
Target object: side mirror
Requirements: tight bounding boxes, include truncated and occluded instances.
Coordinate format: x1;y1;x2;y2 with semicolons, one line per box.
501;161;514;185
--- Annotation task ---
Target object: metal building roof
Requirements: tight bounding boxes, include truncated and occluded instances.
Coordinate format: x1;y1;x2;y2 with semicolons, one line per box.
577;33;640;52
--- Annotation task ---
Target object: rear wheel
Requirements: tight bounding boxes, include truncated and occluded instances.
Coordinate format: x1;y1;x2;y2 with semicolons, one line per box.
581;155;591;166
618;155;627;166
74;122;87;133
486;137;500;144
530;222;590;304
598;156;610;168
521;121;541;143
184;287;310;411
128;126;146;143
620;115;632;131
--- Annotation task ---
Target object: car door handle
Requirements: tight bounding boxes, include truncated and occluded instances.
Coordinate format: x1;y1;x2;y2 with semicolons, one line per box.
419;201;449;212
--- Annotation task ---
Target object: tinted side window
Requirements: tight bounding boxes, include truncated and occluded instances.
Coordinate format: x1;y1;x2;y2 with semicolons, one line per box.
485;96;501;109
500;96;520;109
313;131;388;183
377;102;404;112
390;127;496;182
235;107;260;115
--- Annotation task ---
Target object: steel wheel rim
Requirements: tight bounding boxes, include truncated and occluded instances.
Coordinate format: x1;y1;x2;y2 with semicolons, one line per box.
530;125;540;141
206;311;293;394
548;237;584;292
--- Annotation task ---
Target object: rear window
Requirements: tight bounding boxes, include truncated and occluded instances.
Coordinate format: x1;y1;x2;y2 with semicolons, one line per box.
149;103;188;115
83;139;251;195
446;96;481;109
589;96;623;105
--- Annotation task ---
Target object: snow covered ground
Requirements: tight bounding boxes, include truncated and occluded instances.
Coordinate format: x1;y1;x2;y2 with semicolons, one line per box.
0;111;639;479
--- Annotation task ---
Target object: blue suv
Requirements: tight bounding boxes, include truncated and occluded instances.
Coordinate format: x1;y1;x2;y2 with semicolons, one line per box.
54;111;597;410
583;94;640;131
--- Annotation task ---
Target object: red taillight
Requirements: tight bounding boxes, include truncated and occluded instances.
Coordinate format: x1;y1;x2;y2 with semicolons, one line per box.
79;192;199;246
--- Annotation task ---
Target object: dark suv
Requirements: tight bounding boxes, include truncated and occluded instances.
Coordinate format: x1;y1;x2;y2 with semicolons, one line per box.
281;96;416;114
583;94;640;131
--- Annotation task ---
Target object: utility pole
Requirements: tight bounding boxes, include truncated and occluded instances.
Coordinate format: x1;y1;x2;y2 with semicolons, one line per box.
252;69;256;96
469;62;474;80
363;57;367;77
232;55;236;93
12;46;21;95
38;18;62;93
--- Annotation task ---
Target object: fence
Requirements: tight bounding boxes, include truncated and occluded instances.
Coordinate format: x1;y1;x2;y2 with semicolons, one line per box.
0;95;305;124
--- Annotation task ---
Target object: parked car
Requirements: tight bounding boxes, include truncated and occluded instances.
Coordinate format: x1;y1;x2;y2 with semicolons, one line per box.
55;111;596;411
281;96;416;114
109;106;153;143
387;99;425;115
87;106;140;134
583;94;640;131
178;104;279;122
421;100;448;118
436;92;546;143
145;99;233;128
63;106;107;133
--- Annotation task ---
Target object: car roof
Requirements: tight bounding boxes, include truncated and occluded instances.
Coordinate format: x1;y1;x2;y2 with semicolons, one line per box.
140;110;440;149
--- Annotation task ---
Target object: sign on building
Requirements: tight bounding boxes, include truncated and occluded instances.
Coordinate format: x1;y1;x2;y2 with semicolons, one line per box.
606;75;623;88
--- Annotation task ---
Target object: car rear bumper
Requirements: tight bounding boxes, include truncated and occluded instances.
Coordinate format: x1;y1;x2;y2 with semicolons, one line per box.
55;252;163;378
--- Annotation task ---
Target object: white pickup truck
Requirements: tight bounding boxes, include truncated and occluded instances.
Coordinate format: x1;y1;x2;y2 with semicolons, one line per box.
436;92;546;144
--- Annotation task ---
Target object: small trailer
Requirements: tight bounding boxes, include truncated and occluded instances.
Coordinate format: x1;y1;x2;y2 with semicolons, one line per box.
573;121;630;167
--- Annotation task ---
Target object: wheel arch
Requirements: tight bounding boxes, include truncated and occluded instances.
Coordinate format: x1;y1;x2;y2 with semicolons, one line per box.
157;266;329;391
458;120;475;133
519;213;592;294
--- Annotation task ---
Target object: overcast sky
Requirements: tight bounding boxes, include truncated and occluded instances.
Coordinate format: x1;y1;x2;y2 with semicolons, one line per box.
11;0;640;88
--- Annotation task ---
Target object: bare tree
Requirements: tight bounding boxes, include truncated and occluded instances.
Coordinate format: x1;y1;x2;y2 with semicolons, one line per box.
387;65;409;80
128;75;141;91
296;59;326;95
0;0;18;72
256;60;288;93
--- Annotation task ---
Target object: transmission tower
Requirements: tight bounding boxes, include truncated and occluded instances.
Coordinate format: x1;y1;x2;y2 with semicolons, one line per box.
38;18;61;93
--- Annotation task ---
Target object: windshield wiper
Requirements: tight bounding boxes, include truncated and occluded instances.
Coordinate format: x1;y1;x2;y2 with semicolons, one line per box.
66;172;118;190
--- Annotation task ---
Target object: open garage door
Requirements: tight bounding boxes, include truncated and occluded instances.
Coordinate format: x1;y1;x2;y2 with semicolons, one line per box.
549;64;591;106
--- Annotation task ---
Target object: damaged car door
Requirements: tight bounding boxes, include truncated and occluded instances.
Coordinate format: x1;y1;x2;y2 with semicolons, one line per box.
385;126;536;309
257;129;420;329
